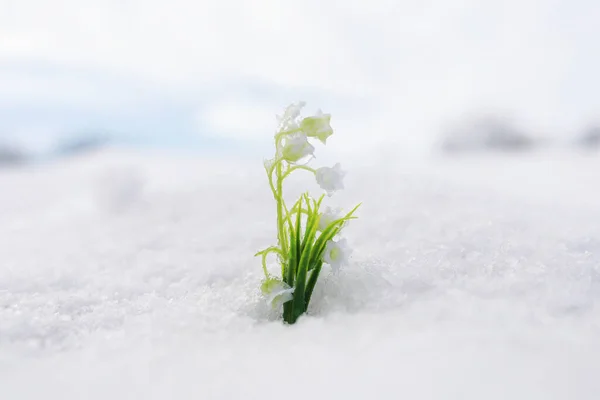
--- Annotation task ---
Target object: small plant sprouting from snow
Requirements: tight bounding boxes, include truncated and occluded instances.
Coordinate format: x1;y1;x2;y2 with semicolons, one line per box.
255;102;361;324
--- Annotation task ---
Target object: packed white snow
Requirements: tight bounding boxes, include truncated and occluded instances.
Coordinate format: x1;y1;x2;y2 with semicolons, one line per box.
1;149;599;399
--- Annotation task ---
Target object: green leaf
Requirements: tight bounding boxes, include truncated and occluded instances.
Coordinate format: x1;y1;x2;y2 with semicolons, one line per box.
301;196;316;253
304;260;323;309
316;193;326;208
294;198;302;272
254;246;283;258
291;201;320;322
283;196;304;323
286;197;303;286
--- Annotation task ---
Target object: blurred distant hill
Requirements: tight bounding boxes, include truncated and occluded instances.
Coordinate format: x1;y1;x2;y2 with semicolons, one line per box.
54;134;111;157
439;114;536;154
0;145;27;166
578;126;600;150
0;133;112;168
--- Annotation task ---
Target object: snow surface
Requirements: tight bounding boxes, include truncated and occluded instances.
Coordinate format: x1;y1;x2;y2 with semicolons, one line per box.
1;149;599;399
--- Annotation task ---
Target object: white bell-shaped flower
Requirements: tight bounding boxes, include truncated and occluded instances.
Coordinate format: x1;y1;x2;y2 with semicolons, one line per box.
318;206;342;231
281;133;315;163
277;101;306;131
315;163;345;196
261;278;294;309
323;238;352;272
301;109;333;144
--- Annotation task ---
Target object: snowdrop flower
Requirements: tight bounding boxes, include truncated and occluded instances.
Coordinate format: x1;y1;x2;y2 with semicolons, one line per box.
315;163;345;196
323;238;352;272
277;101;306;131
282;133;315;163
301;109;333;144
261;279;294;309
318;206;342;231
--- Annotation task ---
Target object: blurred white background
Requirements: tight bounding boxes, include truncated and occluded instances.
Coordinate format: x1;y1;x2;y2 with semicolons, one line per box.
2;0;600;161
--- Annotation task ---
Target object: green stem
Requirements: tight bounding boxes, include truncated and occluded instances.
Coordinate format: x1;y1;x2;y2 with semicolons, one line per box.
261;253;269;278
281;165;316;181
255;247;284;279
276;160;288;276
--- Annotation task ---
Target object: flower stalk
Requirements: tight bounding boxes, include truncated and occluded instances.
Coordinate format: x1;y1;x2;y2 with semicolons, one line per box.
256;102;361;324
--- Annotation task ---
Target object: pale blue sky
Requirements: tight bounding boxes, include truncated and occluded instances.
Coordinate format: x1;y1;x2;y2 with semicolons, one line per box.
1;0;600;156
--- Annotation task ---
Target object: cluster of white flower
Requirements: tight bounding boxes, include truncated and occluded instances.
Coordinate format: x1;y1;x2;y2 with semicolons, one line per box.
275;102;347;195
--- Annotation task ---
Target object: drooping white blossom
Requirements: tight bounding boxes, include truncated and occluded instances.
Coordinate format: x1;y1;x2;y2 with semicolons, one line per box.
315;163;345;196
261;279;294;309
318;206;343;232
301;109;333;144
323;238;352;272
276;101;306;132
281;133;315;163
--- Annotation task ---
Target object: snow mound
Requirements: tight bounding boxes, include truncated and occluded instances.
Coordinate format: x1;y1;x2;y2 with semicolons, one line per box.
1;150;599;399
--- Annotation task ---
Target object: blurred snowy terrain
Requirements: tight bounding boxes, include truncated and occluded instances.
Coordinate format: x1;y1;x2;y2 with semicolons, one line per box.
1;149;599;399
438;114;537;153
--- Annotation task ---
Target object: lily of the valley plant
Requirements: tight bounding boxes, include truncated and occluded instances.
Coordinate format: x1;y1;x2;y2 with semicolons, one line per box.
255;102;361;324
